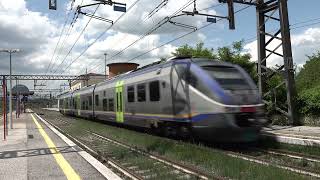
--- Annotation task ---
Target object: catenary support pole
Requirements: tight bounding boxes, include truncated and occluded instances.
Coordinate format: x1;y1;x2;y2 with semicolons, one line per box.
2;77;6;140
104;53;107;79
9;52;13;129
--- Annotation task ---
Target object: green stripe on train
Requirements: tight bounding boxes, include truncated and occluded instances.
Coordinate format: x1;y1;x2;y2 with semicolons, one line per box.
116;80;124;123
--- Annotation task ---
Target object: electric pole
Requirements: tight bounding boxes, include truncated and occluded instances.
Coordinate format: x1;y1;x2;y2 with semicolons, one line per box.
0;48;20;129
104;53;108;79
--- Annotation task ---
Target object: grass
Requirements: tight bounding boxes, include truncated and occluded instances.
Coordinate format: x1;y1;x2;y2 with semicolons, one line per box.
35;109;314;180
257;138;320;157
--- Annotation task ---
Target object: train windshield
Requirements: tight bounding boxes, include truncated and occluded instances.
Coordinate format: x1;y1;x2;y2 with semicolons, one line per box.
202;66;252;90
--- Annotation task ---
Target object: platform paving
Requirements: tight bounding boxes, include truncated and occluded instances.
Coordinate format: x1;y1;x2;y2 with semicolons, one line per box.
263;126;320;139
0;111;111;180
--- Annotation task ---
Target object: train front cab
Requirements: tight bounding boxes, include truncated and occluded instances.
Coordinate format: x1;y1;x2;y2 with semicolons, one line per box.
173;59;267;142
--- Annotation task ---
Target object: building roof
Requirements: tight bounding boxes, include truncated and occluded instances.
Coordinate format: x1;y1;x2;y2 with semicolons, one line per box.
78;73;105;77
12;84;34;96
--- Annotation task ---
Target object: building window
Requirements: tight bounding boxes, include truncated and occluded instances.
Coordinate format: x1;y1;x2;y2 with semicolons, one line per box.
149;81;160;101
137;84;146;102
127;86;135;102
108;98;114;111
95;95;99;106
103;99;108;111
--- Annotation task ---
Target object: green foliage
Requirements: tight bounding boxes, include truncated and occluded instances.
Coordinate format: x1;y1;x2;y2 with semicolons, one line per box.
297;85;320;116
172;41;257;81
217;41;257;81
295;51;320;117
296;51;320;92
172;42;217;59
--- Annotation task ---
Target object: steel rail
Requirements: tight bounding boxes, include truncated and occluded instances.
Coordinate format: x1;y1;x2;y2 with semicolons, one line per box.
88;131;222;180
41;115;143;180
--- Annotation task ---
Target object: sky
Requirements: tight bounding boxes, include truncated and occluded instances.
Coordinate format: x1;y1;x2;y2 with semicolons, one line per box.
0;0;320;93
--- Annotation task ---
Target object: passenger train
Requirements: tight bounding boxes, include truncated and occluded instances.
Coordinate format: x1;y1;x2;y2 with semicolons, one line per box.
58;57;266;142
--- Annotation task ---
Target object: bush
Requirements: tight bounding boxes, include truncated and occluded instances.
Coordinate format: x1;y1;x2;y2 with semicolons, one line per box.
297;85;320;116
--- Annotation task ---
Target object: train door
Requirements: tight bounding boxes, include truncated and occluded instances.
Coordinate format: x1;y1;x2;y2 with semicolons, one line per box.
75;94;81;116
170;61;192;119
116;81;124;123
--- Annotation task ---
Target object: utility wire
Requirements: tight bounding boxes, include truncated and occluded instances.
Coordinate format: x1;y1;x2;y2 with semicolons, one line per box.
42;1;80;86
87;0;195;73
81;0;194;74
59;0;142;74
78;0;181;74
47;0;85;74
52;4;100;74
125;5;252;63
44;9;72;75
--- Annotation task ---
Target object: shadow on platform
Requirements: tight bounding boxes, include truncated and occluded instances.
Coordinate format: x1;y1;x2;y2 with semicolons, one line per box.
0;145;81;159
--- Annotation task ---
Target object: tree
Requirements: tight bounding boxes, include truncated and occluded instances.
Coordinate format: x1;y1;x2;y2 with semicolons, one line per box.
172;42;217;59
217;41;257;82
172;41;257;80
296;51;320;92
295;51;320;116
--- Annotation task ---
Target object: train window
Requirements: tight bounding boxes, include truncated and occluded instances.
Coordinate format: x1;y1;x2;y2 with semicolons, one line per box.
127;86;135;102
137;84;146;102
149;81;160;101
88;96;92;106
108;98;114;111
82;101;85;110
203;66;251;90
95;95;99;106
103;99;108;111
103;91;106;97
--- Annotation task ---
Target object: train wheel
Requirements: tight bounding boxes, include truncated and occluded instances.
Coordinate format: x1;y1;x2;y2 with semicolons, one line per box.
178;126;190;139
160;123;177;138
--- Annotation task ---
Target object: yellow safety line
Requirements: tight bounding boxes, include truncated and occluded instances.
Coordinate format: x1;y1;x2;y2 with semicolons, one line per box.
30;113;81;180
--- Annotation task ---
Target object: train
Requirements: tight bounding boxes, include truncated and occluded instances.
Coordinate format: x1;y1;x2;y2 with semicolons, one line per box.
58;57;267;142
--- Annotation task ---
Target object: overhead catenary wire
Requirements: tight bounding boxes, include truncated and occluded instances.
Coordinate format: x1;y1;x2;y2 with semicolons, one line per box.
125;5;252;63
91;3;252;73
127;13;320;64
58;0;142;74
47;0;85;75
44;7;73;76
78;0;180;74
86;0;195;73
42;0;82;86
78;0;195;74
51;4;101;74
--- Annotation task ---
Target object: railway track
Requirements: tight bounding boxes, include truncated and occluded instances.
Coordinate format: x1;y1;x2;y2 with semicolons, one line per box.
37;112;221;180
37;109;320;179
222;148;320;178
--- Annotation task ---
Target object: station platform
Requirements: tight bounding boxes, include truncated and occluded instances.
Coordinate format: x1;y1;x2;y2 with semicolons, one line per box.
262;126;320;146
0;110;121;180
42;108;59;112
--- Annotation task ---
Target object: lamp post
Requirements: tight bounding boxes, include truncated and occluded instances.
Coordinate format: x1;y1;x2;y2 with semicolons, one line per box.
0;48;20;129
104;53;107;79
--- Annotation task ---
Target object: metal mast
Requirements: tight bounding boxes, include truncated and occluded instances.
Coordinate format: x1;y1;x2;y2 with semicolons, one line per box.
218;0;298;125
256;0;298;125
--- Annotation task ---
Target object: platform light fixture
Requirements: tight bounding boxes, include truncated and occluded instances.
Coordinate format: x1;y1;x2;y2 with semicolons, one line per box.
0;48;20;129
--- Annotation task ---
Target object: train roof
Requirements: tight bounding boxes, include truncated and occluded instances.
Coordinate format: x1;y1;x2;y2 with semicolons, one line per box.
58;57;241;96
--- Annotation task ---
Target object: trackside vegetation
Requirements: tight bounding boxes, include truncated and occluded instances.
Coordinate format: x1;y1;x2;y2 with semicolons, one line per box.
172;42;320;126
37;109;311;180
